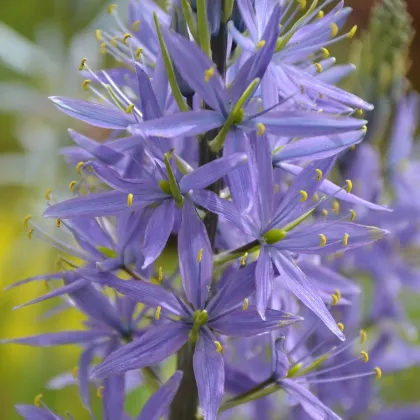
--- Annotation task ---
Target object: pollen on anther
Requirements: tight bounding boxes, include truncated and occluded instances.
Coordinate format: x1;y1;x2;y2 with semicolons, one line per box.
360;351;369;363
28;229;35;239
331;293;339;305
317;10;324;19
321;47;330;58
322;209;329;217
204;67;215;82
123;33;132;44
79;58;87;71
95;29;102;41
82;79;91;90
24;215;32;228
256;40;266;49
332;200;340;214
72;367;79;378
107;4;117;14
214;341;223;352
314;63;323;73
76;161;85;173
127;193;134;207
45;189;52;201
297;0;306;10
96;386;104;398
158;266;163;282
197;248;204;263
241;252;249;266
100;43;107;54
242;298;249;311
315;168;323;181
347;25;358;39
155;306;162;321
34;393;43;407
360;329;367;343
319;234;327;247
331;23;339;37
69;181;77;192
56;219;61;228
345;179;353;193
256;122;265;135
132;20;141;31
125;104;135;114
337;322;344;332
374;367;382;379
136;48;144;59
299;190;308;202
349;209;356;221
313;192;319;202
334;289;342;300
110;36;119;47
343;233;349;246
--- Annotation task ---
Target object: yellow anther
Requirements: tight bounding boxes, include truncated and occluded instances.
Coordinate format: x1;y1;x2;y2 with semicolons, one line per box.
136;48;144;59
214;341;223;352
331;23;339;37
127;193;134;207
317;10;324;19
256;40;266;49
132;20;141;31
34;394;43;407
362;125;367;132
334;289;342;300
204;67;215;82
297;0;306;10
331;293;339;305
76;161;85;173
111;36;119;47
350;144;357;151
69;181;77;192
319;234;327;247
343;233;349;247
321;47;330;58
332;200;340;214
45;189;52;200
197;248;204;263
158;266;163;282
95;29;102;41
356;108;364;117
349;209;356;221
242;298;249;311
125;103;135;114
345;179;353;193
347;25;357;39
314;63;323;73
79;58;87;71
240;252;249;266
313;192;319;202
322;209;329;217
97;386;104;398
360;329;367;344
107;4;117;14
360;351;369;363
56;219;61;228
337;322;345;332
24;215;32;228
299;190;308;202
100;43;107;54
123;33;132;44
315;168;323;181
72;367;79;378
155;306;162;320
374;367;382;379
82;79;91;90
256;123;265;136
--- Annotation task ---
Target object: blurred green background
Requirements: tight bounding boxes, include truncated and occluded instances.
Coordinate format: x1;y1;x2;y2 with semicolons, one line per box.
1;1;420;419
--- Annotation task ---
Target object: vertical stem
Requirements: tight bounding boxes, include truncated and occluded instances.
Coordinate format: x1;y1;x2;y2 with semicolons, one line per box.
170;5;228;420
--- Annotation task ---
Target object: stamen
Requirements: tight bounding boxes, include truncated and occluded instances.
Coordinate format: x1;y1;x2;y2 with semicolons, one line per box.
97;386;104;398
242;298;249;311
331;293;339;305
28;229;35;240
158;266;163;282
45;189;52;201
334;289;342;300
374;367;382;379
76;161;85;173
95;29;102;41
214;341;223;352
136;48;144;59
313;192;319;202
24;215;32;228
123;33;131;44
321;47;330;58
127;193;134;207
79;58;87;71
197;248;204;262
204;67;215;82
155;306;162;320
360;329;367;344
56;219;61;228
347;25;358;39
322;209;328;217
349;209;356;221
343;233;349;246
314;63;322;73
34;394;43;407
299;190;308;202
356;109;364;116
82;79;91;90
256;122;265;135
256;40;266;49
362;125;367;132
331;23;339;37
317;10;324;19
345;179;353;193
125;103;135;114
319;234;327;247
315;168;323;181
297;0;306;10
107;4;118;14
132;20;141;31
332;200;340;214
337;322;344;332
72;367;79;378
240;252;249;266
360;351;369;363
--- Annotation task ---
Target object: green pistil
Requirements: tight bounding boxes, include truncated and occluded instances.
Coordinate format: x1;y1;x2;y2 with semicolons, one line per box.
264;229;287;245
158;180;172;195
97;246;118;259
189;310;208;343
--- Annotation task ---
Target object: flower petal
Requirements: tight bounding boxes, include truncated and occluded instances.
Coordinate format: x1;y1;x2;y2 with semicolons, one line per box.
255;246;274;320
50;96;135;129
193;333;225;420
134;63;162;120
270;248;345;340
137;371;183;420
91;323;189;379
103;375;125;420
15;405;64;420
210;307;302;337
142;200;176;268
79;344;97;413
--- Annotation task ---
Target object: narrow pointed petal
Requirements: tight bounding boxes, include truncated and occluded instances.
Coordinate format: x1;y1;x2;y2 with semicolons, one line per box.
50;96;135;129
15;405;64;420
270;249;345;340
79;344;97;413
134;63;162;120
256;246;274;320
236;0;258;40
103;375;125;420
193;333;225;420
137;371;183;420
162;29;228;114
142;200;176;267
272;130;365;163
279;379;341;420
5;272;63;291
91;273;185;316
276;162;391;212
1;330;108;346
210;307;302;337
130;110;224;138
179;198;213;308
180;153;247;192
91;323;189;379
